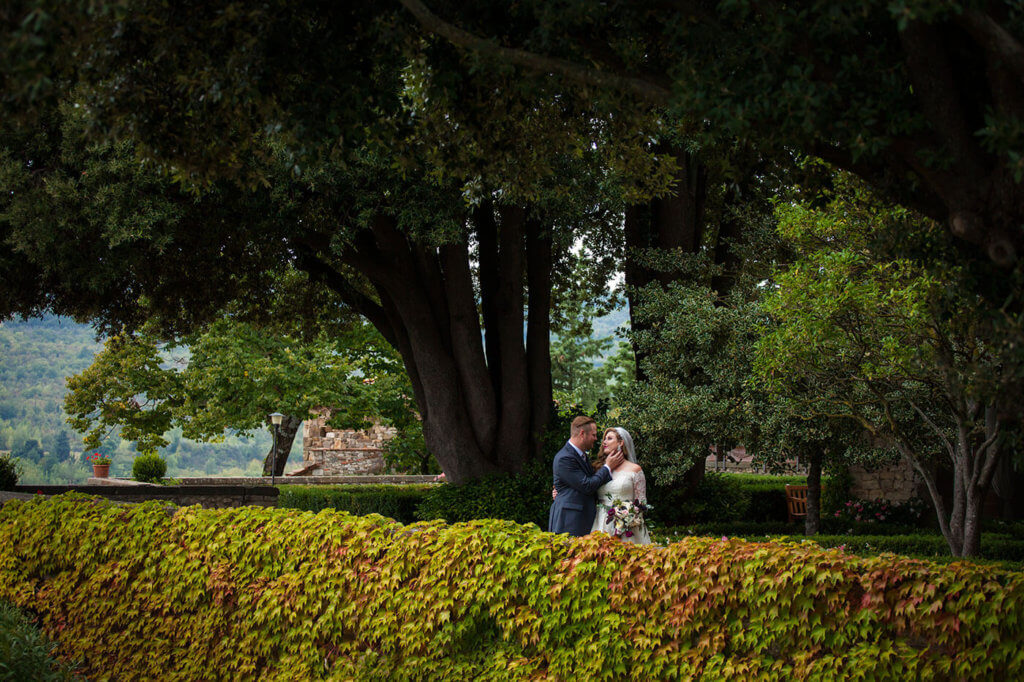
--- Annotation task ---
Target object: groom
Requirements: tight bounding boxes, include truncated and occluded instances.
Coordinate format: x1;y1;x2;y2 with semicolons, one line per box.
548;416;624;536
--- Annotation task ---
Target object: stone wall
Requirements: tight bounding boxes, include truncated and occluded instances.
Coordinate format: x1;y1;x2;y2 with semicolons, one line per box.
299;408;397;476
849;459;922;503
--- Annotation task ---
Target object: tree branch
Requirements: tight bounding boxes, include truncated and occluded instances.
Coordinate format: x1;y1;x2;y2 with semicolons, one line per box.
525;213;553;459
398;0;671;104
291;245;398;349
975;404;1002;490
898;440;956;553
908;398;957;464
958;9;1024;85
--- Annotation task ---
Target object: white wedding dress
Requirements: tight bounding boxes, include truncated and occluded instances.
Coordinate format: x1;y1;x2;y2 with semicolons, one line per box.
590;468;652;545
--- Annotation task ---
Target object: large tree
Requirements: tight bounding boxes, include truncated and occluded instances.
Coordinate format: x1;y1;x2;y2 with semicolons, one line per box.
397;0;1024;277
1;81;651;483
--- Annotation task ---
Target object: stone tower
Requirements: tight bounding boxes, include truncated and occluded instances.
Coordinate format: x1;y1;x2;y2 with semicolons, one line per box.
297;407;397;476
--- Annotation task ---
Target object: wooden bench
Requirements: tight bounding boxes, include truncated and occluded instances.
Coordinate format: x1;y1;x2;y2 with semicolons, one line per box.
785;484;808;523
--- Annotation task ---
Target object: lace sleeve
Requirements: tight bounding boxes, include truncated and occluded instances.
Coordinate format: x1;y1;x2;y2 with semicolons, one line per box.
633;470;648;504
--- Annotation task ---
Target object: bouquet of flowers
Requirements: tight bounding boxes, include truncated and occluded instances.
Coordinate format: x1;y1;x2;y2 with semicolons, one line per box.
604;496;652;538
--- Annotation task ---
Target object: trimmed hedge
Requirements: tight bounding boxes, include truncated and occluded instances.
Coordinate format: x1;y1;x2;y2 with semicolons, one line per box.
277;472;836;530
728;474;810;522
649;473;822;526
278;484;432;524
2;494;1023;680
414;461;552;529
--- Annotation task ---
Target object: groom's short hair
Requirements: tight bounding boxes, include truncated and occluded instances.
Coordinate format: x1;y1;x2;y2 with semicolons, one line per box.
570;416;596;436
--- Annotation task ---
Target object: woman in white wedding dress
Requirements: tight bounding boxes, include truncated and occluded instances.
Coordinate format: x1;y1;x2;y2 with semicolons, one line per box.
589;427;651;545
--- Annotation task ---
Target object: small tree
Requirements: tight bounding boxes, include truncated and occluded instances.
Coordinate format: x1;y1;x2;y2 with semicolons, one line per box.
64;315;419;476
755;175;1023;556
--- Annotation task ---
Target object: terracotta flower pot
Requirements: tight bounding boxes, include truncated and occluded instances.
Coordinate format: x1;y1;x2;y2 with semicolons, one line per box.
92;464;110;478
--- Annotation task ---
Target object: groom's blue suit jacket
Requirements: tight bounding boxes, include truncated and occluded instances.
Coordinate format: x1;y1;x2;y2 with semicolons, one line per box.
548;442;612;536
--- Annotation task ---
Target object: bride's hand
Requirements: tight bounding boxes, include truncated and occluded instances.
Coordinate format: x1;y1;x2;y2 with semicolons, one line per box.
551;486;557;500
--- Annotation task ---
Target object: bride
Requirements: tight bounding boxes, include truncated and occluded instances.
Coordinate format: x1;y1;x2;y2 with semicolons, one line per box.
590;427;651;544
554;426;652;544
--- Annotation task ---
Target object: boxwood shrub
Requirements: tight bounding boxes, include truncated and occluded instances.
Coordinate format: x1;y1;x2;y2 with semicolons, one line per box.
2;494;1022;680
726;474;809;522
278;484;432;524
132;454;167;483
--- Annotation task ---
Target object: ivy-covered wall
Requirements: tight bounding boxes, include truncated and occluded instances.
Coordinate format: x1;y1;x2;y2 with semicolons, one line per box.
1;494;1021;679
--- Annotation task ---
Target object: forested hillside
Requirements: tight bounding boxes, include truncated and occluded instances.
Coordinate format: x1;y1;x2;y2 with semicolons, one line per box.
0;316;280;483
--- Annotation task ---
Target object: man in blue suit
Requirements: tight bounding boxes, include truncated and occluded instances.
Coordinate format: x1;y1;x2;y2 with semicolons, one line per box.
548;416;624;536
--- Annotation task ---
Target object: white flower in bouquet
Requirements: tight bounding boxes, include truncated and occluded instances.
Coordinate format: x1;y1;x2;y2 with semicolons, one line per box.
603;495;652;538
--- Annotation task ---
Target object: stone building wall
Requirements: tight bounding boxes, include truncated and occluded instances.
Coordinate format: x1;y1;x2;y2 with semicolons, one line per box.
300;408;397;476
849;458;922;503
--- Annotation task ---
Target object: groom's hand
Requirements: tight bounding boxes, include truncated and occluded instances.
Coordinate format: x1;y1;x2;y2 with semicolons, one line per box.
606;449;625;470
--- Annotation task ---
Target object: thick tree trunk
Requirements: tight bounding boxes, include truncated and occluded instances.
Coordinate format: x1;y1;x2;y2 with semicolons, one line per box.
683;456;706;499
261;415;302;477
526;215;554;459
804;450;823;536
624;145;707;382
901;402;1003;557
297;204;556;484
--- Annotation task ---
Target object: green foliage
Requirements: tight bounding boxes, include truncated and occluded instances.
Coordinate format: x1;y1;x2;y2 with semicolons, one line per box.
11;439;42;462
620;221;872;491
131;454;167;484
415;461;553;530
2;494;1024;680
0;316;101;456
278;485;432;524
0;12;664;484
549;257;632;411
822;464;853;518
0;600;77;681
64;332;179;453
380;429;439;476
0;453;20;490
50;432;69;462
62;312;426;477
656;472;751;525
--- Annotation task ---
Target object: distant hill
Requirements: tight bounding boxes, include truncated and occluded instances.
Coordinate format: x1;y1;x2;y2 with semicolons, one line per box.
0;315;272;483
592;306;630;342
0;316;102;449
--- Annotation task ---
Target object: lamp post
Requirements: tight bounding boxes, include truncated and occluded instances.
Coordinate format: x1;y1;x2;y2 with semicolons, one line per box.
269;412;284;486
